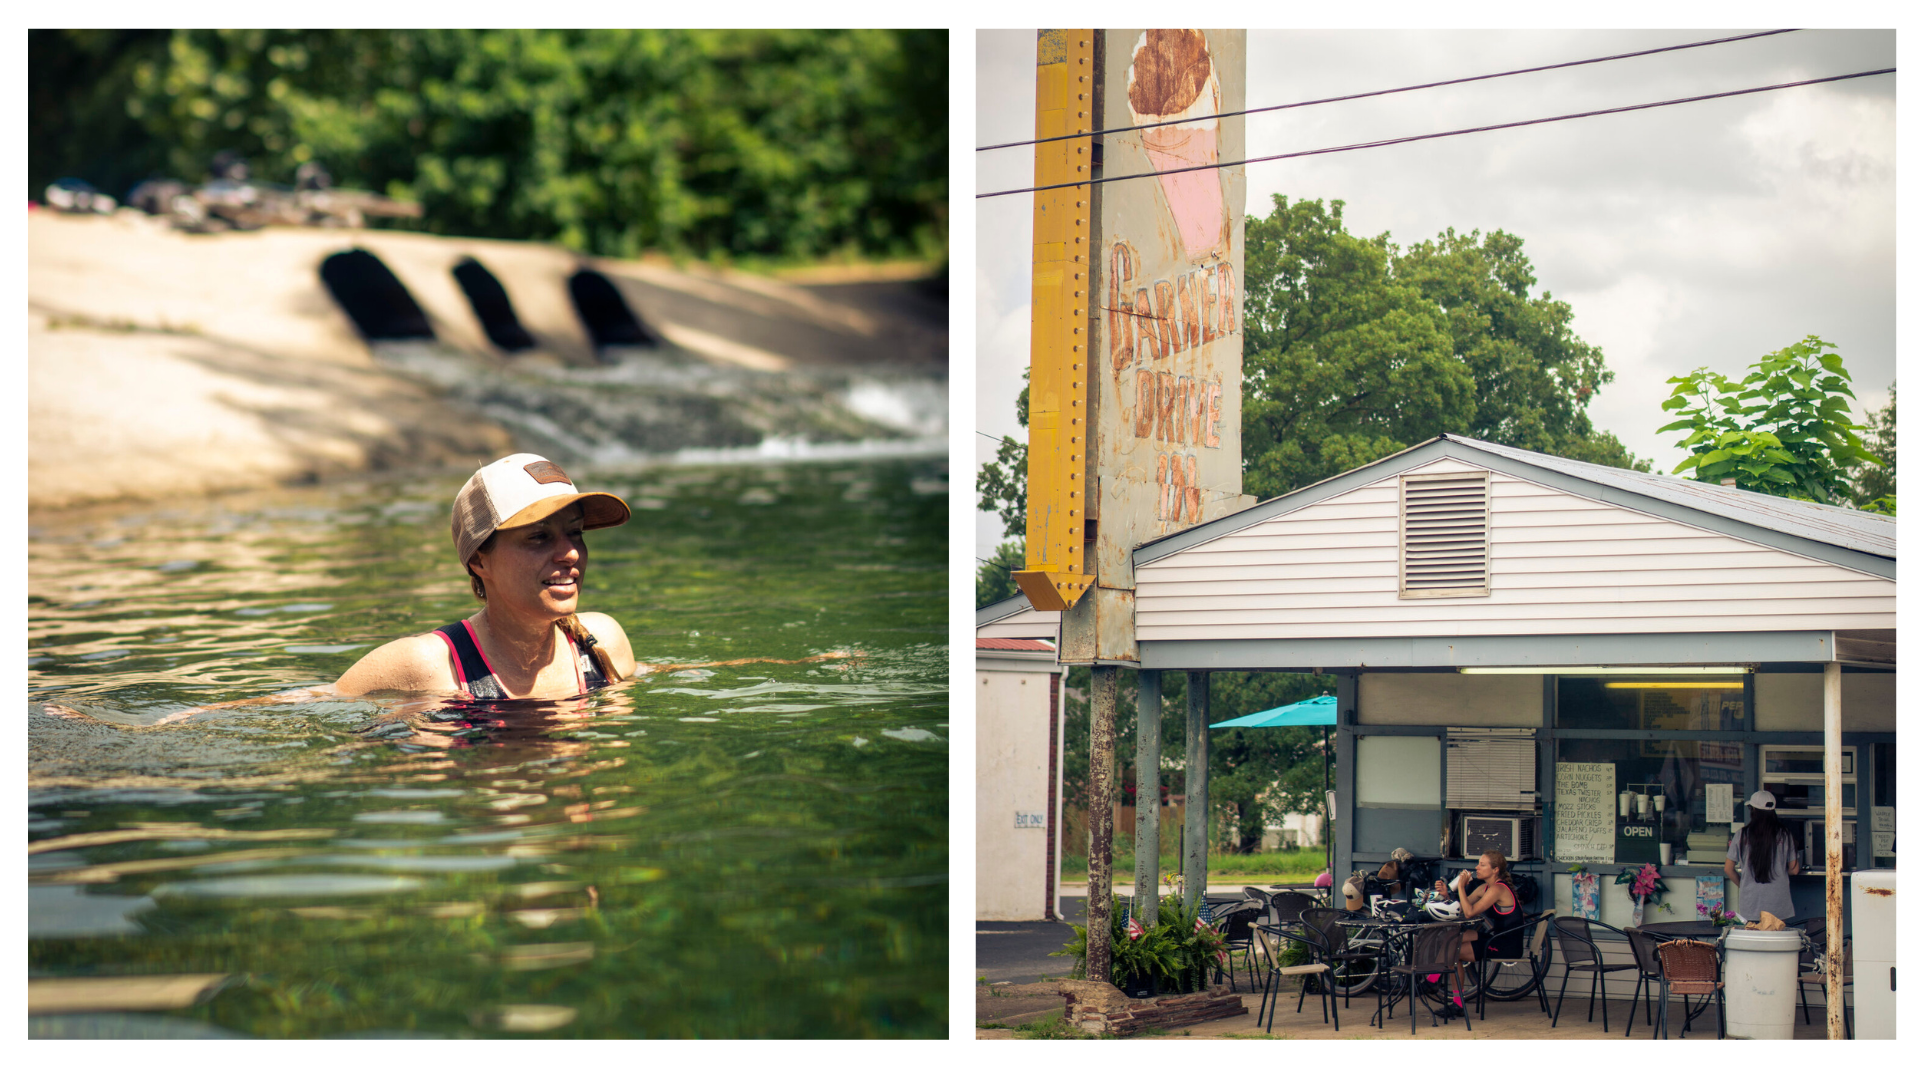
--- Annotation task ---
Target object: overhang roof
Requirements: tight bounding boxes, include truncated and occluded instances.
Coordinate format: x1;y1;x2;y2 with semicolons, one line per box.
977;637;1056;652
1135;433;1895;579
976;592;1034;628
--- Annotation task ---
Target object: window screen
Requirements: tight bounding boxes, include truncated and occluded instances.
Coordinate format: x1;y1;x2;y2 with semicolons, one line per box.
1356;735;1442;809
1445;728;1536;810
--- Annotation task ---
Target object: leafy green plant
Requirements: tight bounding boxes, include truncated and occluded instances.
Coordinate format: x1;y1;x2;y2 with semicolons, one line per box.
1659;335;1883;507
1052;892;1225;995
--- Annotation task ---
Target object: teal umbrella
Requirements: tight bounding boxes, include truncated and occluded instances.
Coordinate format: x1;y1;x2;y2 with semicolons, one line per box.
1210;695;1336;728
1211;695;1338;875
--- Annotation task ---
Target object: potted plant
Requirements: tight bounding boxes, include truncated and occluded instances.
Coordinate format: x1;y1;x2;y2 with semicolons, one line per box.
1614;862;1674;926
1051;896;1178;997
1697;900;1742;928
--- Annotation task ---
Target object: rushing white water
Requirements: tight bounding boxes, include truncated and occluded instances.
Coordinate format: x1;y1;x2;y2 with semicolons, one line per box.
369;341;946;467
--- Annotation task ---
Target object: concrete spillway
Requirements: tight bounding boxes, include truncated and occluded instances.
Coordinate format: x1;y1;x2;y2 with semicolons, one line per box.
28;211;946;510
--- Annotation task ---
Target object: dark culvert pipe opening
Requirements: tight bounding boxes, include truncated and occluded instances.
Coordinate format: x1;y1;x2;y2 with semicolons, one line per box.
568;269;657;351
319;249;434;341
452;257;535;351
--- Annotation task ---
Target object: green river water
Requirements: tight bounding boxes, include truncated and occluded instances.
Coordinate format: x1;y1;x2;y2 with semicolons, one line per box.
27;457;948;1038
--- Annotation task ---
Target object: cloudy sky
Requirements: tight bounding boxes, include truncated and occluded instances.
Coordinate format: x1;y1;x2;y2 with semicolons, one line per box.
973;28;1896;563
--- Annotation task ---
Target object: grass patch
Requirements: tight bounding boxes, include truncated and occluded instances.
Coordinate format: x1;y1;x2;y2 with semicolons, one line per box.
1015;1012;1097;1039
976;1021;1008;1029
1061;850;1329;881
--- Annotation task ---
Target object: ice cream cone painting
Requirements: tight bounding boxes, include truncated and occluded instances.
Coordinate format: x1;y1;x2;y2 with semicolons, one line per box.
1128;30;1225;264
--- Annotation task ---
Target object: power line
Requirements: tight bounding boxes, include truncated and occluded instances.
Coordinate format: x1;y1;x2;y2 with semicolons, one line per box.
977;67;1893;200
976;28;1801;153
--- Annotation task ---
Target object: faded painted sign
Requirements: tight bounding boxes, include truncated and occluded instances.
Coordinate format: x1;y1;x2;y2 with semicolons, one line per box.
1015;810;1048;829
1087;28;1251;596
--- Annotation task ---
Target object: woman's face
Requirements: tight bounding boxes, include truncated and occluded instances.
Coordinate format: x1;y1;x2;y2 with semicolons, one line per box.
1475;853;1494;881
470;508;588;622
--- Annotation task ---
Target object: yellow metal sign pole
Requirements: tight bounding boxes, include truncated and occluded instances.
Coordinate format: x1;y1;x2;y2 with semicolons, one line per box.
1013;29;1096;613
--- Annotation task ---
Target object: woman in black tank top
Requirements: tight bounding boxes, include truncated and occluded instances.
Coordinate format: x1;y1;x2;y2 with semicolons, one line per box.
1432;849;1525;1017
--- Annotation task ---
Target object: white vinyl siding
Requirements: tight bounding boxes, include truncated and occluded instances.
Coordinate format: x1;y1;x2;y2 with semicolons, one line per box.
1135;461;1894;640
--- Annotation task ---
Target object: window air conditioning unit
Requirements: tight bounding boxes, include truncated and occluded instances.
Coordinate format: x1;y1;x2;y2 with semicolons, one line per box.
1462;814;1538;860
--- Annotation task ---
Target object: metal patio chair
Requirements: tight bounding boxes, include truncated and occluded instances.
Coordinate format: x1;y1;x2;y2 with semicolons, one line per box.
1217;903;1264;993
1474;907;1556;1019
1797;939;1853;1038
1301;906;1382;1010
1622;927;1668;1037
1254;923;1338;1033
1550;916;1638;1032
1387;921;1472;1033
1268;889;1316;927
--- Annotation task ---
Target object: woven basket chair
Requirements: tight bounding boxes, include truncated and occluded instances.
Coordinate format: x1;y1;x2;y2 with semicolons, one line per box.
1654;938;1725;1039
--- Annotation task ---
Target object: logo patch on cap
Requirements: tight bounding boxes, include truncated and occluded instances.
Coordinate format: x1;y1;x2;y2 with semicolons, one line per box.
523;460;572;486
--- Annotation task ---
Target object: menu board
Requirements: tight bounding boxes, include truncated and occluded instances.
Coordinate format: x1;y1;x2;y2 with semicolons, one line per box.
1872;806;1895;857
1705;783;1734;824
1554;762;1616;863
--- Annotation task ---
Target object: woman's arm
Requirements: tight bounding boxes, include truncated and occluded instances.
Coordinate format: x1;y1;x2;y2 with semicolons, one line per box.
155;685;336;725
1456;879;1510;918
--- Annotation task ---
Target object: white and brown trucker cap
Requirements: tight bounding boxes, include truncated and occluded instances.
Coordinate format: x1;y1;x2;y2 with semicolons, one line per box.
450;454;630;567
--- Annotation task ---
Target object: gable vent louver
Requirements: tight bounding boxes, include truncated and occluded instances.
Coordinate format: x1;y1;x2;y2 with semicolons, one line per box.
1400;472;1490;598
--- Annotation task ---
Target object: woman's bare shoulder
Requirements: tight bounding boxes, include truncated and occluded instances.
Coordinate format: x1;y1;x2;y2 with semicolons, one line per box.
577;611;638;679
336;632;458;695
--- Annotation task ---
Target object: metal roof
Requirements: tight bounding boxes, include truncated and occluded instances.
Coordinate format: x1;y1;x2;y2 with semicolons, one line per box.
1446;435;1895;560
976;637;1057;652
976;592;1034;628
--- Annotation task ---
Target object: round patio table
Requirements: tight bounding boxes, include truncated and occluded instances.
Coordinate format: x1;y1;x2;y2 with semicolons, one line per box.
1335;915;1486;1029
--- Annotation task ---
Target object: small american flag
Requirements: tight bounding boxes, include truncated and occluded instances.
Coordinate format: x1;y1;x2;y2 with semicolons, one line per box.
1197;916;1225;966
1126;916;1144;941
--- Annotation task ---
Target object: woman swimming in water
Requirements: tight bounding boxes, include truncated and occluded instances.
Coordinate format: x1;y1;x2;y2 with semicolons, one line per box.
336;453;635;698
153;453;841;723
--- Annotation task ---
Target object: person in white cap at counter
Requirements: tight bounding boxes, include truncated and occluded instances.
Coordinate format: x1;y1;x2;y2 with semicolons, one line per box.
1724;790;1801;921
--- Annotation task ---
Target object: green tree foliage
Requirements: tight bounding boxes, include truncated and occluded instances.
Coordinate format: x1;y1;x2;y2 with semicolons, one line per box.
28;29;947;264
1060;666;1335;859
1204;673;1337;855
1241;196;1472;498
1659;336;1884;508
976;540;1024;608
976;376;1029;538
1854;384;1895;515
1240;195;1646;499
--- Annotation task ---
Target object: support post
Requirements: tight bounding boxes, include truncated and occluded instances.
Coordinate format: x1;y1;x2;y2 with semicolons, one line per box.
1183;671;1211;912
1134;669;1162;925
1335;675;1357;895
1087;664;1118;984
1823;660;1844;1041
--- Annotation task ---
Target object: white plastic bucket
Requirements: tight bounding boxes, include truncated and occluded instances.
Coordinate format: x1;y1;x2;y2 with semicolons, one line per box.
1722;929;1802;1039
